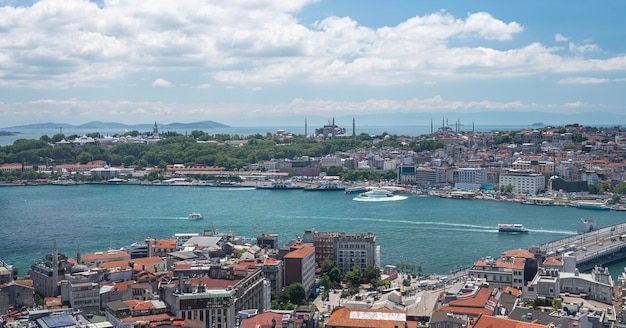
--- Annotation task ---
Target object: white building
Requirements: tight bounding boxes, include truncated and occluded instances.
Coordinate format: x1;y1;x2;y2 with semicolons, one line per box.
499;169;545;195
455;167;487;190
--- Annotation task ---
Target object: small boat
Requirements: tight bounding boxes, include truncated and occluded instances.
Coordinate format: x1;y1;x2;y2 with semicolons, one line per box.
188;213;203;220
358;189;394;198
498;223;528;234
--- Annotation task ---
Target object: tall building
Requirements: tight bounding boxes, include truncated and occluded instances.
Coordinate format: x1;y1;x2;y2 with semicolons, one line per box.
334;232;377;274
302;230;377;274
283;245;316;296
160;265;267;328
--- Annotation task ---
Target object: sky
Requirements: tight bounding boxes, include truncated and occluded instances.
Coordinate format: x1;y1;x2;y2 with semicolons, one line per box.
1;0;625;128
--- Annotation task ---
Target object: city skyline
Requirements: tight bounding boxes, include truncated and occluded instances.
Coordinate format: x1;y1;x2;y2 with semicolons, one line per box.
1;0;625;127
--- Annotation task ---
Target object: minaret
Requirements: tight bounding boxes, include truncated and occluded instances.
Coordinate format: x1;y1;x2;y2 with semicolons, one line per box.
52;240;59;296
153;122;159;137
472;121;475;133
332;117;336;138
352;117;356;137
431;119;433;135
76;244;81;264
304;118;308;137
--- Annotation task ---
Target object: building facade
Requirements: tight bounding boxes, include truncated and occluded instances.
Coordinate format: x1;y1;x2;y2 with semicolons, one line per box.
499;169;546;195
283;245;316;296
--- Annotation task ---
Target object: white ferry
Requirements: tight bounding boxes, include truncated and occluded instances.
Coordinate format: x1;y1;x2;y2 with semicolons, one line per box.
498;223;528;234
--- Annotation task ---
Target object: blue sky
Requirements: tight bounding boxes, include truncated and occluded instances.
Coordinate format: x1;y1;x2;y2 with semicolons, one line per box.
1;0;625;127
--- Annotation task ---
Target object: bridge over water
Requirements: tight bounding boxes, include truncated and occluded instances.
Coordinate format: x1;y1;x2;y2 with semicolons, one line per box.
532;221;626;272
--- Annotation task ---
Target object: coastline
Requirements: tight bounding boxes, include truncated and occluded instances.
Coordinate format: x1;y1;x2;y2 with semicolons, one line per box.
2;179;624;212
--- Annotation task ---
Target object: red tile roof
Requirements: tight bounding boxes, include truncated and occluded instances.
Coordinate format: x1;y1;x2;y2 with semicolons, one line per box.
501;249;535;259
82;250;130;261
474;257;525;270
439;287;497;317
284;245;314;259
155;239;177;249
240;312;285;328
325;307;417;328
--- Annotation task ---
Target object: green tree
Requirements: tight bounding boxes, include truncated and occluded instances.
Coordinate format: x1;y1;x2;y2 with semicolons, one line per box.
344;266;362;287
363;264;380;283
286;283;306;305
76;152;94;165
34;289;44;307
51;133;66;143
320;259;342;285
611;194;621;203
615;182;626;195
320;275;332;290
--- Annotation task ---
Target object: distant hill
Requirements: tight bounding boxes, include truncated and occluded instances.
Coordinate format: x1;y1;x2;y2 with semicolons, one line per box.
3;120;229;130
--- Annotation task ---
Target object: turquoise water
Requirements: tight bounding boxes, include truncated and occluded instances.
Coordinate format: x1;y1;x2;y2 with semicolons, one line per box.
1;185;625;279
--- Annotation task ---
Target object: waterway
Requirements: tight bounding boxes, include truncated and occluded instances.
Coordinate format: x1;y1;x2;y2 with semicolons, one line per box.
1;185;625;280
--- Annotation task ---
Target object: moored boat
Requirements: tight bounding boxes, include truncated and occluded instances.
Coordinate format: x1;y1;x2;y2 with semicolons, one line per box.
498;223;528;234
256;179;304;190
345;186;369;194
303;180;346;191
575;201;610;211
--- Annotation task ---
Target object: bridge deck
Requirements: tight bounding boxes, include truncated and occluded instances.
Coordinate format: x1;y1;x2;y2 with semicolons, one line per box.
534;222;626;271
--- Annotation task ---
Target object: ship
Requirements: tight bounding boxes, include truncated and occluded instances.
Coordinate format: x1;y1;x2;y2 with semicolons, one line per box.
303;180;345;191
255;179;304;190
498;223;528;234
575;201;610;211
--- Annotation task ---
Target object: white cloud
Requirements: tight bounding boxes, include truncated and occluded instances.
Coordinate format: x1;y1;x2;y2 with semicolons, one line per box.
152;78;173;87
564;101;585;108
555;33;568;42
558;77;610;84
568;42;601;54
4;0;620;90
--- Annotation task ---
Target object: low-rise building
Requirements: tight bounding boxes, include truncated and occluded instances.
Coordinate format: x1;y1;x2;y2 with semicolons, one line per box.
468;255;525;290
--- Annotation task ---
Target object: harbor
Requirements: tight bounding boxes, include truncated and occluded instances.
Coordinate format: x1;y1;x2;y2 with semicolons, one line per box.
2;184;625;281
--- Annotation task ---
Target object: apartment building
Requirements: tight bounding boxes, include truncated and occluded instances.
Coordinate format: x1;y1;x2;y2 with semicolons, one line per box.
499;169;545;195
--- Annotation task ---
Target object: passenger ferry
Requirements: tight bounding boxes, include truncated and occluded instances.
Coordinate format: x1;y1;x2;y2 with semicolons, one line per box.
575;201;610;211
498;223;528;234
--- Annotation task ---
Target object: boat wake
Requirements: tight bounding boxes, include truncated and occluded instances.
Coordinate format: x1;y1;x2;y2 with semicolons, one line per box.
526;228;575;235
353;195;408;202
214;187;256;191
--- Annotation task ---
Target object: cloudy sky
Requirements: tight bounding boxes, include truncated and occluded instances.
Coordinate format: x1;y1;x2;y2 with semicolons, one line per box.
1;0;625;127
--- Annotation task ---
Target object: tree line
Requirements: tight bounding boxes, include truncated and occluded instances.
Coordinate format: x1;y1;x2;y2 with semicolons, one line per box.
0;131;431;182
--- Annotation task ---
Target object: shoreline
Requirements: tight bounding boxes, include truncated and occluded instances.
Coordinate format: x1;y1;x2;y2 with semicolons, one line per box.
2;179;624;212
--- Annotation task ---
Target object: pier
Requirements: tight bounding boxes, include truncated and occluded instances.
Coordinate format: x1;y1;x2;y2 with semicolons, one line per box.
532;222;626;272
